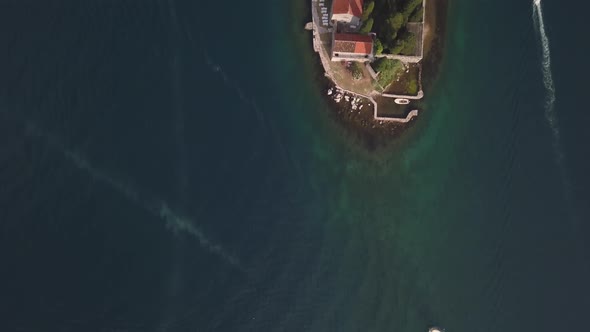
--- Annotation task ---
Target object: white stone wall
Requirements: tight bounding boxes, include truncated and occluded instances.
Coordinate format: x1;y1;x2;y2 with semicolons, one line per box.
331;13;360;27
331;52;373;62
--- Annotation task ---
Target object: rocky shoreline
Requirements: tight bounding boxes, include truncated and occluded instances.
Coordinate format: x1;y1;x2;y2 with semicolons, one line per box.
322;81;410;150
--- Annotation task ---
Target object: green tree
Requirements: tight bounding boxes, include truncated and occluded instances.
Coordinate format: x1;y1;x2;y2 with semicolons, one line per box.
362;1;375;21
403;0;423;17
400;32;416;54
382;30;397;49
372;58;389;75
409;6;424;22
373;38;384;55
388;31;416;55
389;42;404;54
388;12;405;32
371;58;404;87
382;12;404;50
360;18;374;33
349;62;364;80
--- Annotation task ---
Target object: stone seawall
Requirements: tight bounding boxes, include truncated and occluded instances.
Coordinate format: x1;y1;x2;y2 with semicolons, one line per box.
376;109;419;123
382;90;424;100
332;86;419;123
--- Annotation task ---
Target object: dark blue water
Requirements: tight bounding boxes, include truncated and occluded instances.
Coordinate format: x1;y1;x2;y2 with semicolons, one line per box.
1;0;589;331
0;1;315;330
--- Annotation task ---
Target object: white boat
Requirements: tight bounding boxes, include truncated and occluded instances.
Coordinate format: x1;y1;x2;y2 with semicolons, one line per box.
394;98;410;105
429;327;444;332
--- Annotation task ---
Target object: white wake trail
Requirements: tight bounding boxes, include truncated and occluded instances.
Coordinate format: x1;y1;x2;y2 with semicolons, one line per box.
532;1;586;239
27;126;243;270
532;0;561;163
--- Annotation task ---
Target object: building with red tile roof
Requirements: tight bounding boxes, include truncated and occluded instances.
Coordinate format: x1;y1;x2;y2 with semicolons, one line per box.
331;33;374;61
331;0;364;27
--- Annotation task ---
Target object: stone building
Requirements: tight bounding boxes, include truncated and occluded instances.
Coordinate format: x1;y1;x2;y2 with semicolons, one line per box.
331;33;374;61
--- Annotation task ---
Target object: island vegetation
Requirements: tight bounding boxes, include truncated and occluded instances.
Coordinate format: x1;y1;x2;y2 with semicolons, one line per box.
369;58;417;95
372;58;404;88
361;0;424;55
348;62;364;80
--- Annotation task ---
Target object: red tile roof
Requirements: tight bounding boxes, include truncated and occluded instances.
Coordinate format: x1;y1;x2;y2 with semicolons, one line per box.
332;0;364;18
333;33;373;54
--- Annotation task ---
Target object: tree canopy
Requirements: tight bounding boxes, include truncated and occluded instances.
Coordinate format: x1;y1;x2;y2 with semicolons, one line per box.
361;1;375;21
388;13;404;32
360;0;423;55
409;6;424;22
360;18;374;33
403;0;423;17
399;31;416;54
349;62;364;80
373;38;384;55
387;31;416;54
371;58;404;87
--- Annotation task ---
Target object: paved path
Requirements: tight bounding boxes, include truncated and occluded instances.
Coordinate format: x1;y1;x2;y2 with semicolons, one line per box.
382;90;424;100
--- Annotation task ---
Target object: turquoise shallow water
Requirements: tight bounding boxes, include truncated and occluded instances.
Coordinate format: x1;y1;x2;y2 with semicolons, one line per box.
262;0;590;330
0;0;589;331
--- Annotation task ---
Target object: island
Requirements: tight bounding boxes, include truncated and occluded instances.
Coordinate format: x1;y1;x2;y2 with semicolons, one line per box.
307;0;446;146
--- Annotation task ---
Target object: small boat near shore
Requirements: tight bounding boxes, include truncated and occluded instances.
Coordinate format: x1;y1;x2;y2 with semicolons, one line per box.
428;327;444;332
394;98;410;105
